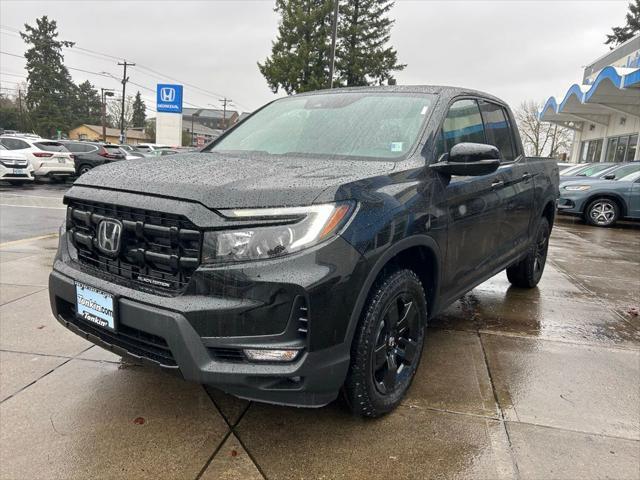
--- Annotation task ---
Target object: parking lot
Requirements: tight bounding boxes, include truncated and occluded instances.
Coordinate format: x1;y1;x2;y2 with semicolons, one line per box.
0;183;639;480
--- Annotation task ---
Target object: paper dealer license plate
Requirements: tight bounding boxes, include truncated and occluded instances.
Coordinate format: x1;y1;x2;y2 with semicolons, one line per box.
75;282;116;331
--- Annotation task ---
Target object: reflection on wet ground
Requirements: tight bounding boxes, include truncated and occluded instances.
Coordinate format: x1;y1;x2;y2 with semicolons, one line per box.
0;217;638;479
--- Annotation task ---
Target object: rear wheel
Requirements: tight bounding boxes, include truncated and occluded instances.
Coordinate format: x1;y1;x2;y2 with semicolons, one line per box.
585;198;619;227
78;164;92;176
506;217;550;288
344;269;427;417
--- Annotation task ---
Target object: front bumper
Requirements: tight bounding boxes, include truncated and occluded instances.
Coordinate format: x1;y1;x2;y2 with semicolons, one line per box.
49;230;364;407
557;192;587;215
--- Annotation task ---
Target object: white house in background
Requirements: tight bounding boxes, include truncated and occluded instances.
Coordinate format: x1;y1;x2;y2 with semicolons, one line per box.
539;35;640;163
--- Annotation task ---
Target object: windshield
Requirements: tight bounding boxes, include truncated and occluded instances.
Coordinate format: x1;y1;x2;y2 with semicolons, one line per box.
210;92;435;160
560;164;589;176
575;163;614;177
606;163;640;179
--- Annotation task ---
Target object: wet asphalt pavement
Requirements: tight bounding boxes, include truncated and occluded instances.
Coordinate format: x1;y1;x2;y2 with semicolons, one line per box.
0;184;639;479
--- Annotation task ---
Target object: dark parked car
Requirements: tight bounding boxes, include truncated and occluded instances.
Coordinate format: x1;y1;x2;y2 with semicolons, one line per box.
558;169;640;226
59;141;126;175
49;86;559;417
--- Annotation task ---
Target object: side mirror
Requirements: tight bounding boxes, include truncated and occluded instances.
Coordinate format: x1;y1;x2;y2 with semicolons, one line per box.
430;142;501;176
603;174;615;180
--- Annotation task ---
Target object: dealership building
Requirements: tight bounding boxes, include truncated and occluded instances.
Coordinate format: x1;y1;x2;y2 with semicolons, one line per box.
540;35;639;163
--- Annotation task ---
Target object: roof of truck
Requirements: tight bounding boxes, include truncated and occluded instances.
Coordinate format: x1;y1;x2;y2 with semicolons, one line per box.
294;85;507;105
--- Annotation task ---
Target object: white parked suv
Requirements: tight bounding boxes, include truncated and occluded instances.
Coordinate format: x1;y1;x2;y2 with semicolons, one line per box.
0;136;75;181
0;144;34;184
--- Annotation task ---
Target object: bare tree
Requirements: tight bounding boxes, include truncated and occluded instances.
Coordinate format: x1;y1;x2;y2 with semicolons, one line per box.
515;100;573;158
107;96;134;129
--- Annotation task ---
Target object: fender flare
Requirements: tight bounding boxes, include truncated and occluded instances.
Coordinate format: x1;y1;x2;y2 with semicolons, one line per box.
343;234;442;347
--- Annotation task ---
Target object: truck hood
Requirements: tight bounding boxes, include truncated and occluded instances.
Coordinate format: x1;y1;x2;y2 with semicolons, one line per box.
74;152;396;209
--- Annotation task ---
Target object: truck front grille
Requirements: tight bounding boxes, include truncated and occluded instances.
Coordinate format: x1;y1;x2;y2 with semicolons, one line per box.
67;199;202;292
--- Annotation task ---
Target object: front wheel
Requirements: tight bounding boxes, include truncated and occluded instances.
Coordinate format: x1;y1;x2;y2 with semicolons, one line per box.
344;269;427;417
585;198;619;227
506;218;550;288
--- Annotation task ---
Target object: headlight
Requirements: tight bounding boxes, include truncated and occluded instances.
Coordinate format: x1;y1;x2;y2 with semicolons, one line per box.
564;185;591;191
202;202;355;264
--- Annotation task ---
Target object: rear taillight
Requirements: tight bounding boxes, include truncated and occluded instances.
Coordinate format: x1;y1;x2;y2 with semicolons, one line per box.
33;152;53;158
98;148;120;159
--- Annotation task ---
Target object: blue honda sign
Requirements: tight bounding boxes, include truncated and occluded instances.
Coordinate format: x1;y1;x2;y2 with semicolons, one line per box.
156;84;183;113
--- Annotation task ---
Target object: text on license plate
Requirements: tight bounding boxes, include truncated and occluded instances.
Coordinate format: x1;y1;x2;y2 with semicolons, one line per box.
75;282;115;331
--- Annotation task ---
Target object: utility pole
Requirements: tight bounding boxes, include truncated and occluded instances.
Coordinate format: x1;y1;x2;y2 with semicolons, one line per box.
100;88;115;142
17;89;23;130
220;98;232;130
191;110;200;147
117;61;135;144
328;0;339;88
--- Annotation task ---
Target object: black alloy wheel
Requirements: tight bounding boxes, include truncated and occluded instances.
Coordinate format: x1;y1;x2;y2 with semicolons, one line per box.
372;293;422;395
345;269;427;417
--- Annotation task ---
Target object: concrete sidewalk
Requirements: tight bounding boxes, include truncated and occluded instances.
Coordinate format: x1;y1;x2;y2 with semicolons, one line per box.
0;219;638;479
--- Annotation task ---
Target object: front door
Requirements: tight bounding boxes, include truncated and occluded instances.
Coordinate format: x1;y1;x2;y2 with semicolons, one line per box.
438;99;504;297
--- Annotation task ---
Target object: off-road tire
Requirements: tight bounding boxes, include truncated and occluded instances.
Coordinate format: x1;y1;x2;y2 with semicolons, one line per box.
344;269;427;417
506;218;550;288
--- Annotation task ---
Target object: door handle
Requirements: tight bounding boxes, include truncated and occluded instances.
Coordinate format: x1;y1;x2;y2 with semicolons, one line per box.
522;172;532;182
491;179;504;190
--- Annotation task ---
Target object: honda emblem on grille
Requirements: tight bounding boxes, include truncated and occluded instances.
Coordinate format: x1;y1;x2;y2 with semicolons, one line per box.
96;219;123;256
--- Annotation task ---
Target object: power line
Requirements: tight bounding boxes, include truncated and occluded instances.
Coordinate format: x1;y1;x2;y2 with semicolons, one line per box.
0;72;26;78
0;50;24;59
0;51;200;110
0;25;249;110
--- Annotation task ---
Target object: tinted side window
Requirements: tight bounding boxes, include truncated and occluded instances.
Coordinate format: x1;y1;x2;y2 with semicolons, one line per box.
64;143;85;153
441;99;485;154
479;101;515;161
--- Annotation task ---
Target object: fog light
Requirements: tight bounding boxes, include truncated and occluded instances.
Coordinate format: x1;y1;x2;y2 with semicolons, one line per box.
243;349;300;362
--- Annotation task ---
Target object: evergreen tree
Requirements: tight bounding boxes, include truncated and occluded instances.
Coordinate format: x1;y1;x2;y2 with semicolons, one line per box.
73;80;102;126
605;0;640;48
20;16;76;137
258;0;334;94
131;91;146;128
336;0;405;86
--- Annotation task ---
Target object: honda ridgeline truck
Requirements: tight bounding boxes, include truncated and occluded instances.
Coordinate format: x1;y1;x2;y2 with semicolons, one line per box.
49;86;559;417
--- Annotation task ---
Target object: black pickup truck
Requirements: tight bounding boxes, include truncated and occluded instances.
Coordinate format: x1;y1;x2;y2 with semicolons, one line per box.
49;86;559;417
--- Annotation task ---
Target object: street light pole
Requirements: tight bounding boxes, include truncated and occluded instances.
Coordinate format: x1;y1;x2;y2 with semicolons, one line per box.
100;88;114;142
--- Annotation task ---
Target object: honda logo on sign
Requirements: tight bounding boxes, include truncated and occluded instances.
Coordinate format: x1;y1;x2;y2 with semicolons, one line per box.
97;219;123;256
156;84;183;113
160;87;176;103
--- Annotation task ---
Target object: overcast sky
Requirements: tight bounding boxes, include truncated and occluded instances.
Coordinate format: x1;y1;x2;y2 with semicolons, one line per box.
0;0;630;115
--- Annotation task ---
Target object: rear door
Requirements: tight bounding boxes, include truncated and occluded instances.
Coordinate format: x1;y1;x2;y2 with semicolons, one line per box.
439;98;505;296
479;100;533;263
